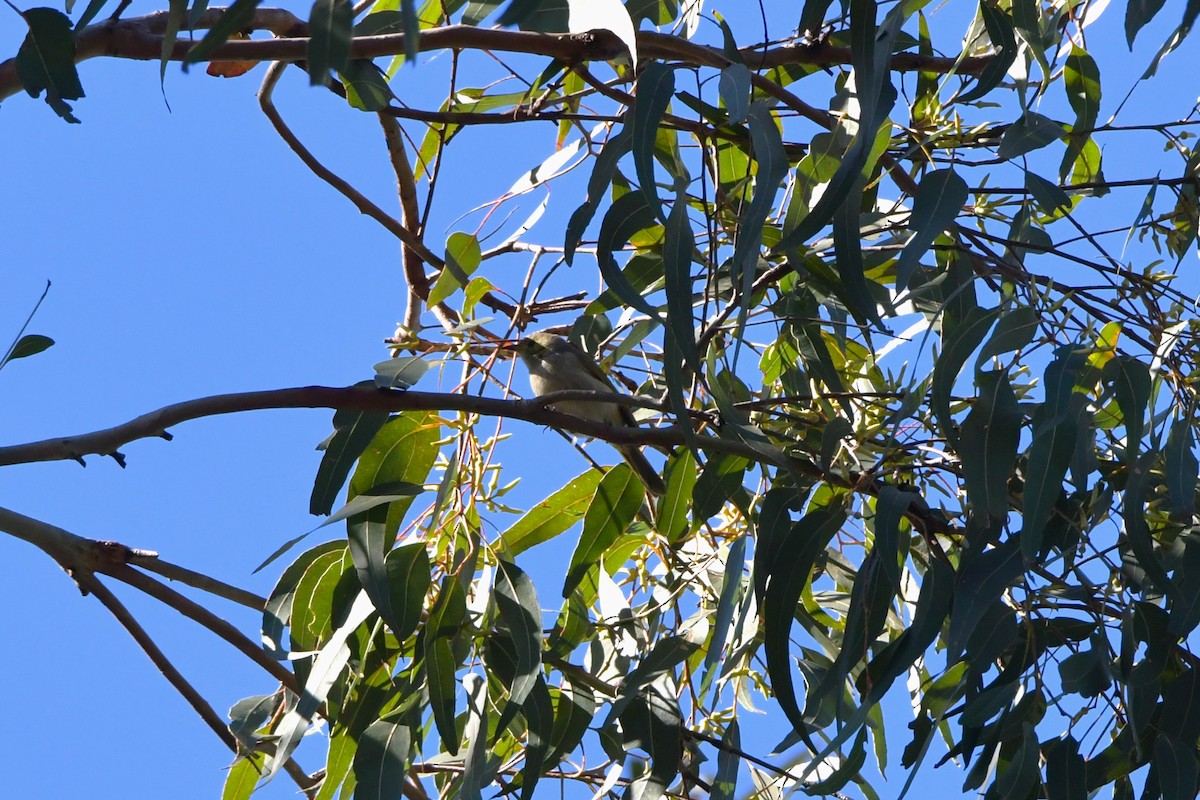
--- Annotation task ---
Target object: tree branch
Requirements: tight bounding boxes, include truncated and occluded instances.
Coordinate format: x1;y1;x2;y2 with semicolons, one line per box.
0;8;993;104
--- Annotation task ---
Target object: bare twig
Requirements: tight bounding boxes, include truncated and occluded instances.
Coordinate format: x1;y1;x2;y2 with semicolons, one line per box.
134;556;267;610
78;573;319;796
106;563;300;693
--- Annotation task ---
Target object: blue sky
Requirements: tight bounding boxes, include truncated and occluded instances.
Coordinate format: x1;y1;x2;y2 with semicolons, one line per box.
3;1;1200;798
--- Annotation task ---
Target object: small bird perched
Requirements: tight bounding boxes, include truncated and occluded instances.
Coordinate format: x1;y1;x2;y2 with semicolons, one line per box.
515;331;666;496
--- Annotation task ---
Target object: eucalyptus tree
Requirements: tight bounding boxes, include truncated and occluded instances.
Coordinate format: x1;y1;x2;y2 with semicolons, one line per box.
4;0;1200;797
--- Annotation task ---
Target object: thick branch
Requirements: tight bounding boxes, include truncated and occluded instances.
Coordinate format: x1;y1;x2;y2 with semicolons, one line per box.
0;385;712;465
0;8;992;103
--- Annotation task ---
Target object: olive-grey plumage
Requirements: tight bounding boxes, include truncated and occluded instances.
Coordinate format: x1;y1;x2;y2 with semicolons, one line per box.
515;331;666;496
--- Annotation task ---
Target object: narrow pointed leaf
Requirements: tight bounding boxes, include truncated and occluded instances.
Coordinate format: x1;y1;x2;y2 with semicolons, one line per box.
762;504;847;738
960;370;1021;522
631;62;675;215
1165;417;1198;516
425;576;467;754
499;469;603;554
563;464;643;596
492;560;543;737
933;306;999;446
960;0;1018;102
353;718;413;800
894;169;968;288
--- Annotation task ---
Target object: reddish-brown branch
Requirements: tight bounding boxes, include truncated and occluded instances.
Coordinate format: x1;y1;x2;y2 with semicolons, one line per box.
0;8;993;103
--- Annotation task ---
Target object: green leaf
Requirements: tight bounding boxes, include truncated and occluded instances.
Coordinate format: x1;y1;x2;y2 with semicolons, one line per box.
699;536;746;700
1011;0;1047;79
862;555;954;703
262;540;347;654
491;560;542;738
831;175;881;325
185;0;259;65
1065;47;1101;134
347;412;441;642
399;0;420;61
1165;416;1198;516
308;0;354;85
565;127;632;264
429;232;482;306
732;102;788;323
990;723;1041;800
268;591;376;780
657;449;697;542
604;635;701;725
499;469;602;555
1043;736;1087;800
631;62;675;215
1126;0;1168;47
314;730;356;800
347;411;441;535
1105;356;1151;460
1169;538;1200;636
517;675;555;800
693;454;748;523
160;0;188;83
771;0;900;254
946;538;1022;661
460;673;492;800
1152;733;1198;800
546;676;595;767
319;482;427;530
228;694;277;748
762;503;847;738
289;545;358;654
1058;646;1111;697
73;0;111;30
310;394;390;516
563;464;644;596
976;307;1038;368
804;727;868;795
1124;452;1177;598
373;355;430;390
339;59;396;111
1021;352;1089;557
384;542;430;641
662;179;700;415
353;718;412;800
932;306;999;447
1025;171;1072;215
711;719;740;800
595;190;664;321
221;752;266;800
960;370;1021;522
618;689;683;800
997;113;1064;160
718;63;751;124
16;8;84;123
425;575;467;754
894;168;968;288
959;1;1018;103
5;334;54;363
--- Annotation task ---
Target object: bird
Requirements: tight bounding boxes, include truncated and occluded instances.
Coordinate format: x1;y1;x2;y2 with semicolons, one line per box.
514;330;667;496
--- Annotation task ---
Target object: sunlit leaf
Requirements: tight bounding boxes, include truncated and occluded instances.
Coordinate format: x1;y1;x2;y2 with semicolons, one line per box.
563;464;643;596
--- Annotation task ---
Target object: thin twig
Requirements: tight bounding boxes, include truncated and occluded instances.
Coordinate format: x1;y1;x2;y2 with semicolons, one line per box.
106;563;300;693
79;572;319;796
134;556;267;610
